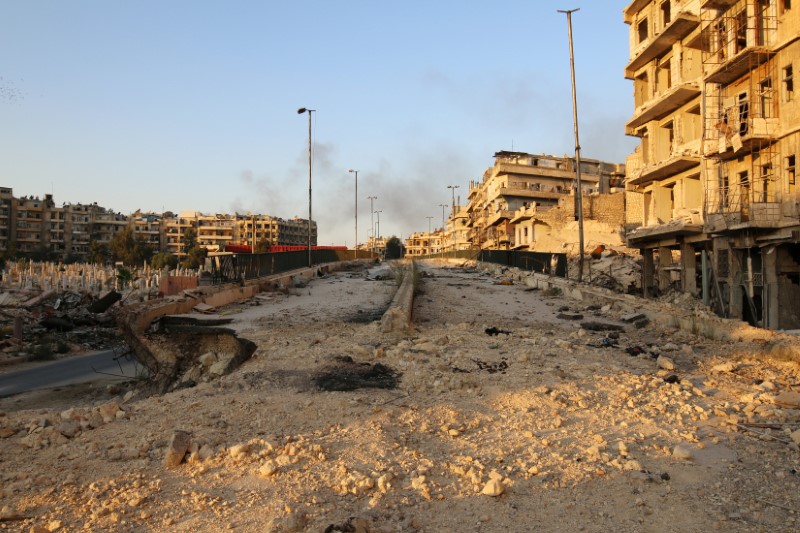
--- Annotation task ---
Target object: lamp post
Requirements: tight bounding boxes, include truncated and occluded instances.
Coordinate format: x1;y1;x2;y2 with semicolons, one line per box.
558;8;585;282
375;210;383;257
367;195;377;255
426;216;433;255
297;107;315;267
348;169;358;257
439;203;448;256
447;185;460;217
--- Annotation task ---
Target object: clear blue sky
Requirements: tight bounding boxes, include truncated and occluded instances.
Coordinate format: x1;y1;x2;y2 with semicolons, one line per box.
1;1;636;246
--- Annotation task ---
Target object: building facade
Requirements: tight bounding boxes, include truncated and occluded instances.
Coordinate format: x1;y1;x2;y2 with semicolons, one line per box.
624;0;800;329
0;188;318;262
465;151;625;251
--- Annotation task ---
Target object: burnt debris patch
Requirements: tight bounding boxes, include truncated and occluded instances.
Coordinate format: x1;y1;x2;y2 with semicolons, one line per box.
315;359;400;392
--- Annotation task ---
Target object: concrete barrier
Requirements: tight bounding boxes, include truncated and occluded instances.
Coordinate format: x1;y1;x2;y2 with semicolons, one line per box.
380;260;415;334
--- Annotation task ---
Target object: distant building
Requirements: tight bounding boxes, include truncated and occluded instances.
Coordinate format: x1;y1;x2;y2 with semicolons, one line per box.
404;230;444;257
0;188;318;261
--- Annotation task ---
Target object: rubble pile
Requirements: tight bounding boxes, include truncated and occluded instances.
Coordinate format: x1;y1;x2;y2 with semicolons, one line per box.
0;289;124;365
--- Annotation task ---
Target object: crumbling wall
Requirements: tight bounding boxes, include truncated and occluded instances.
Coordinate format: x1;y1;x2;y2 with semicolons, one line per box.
625;190;644;229
584;193;626;226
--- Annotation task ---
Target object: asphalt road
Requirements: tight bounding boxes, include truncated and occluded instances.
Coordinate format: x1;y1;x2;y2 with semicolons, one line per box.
0;349;142;397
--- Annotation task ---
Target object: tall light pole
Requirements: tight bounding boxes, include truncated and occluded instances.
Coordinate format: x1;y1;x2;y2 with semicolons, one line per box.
426;216;434;255
375;210;383;256
558;8;585;282
439;203;448;255
348;169;358;256
447;185;460;217
367;195;377;254
297;107;315;267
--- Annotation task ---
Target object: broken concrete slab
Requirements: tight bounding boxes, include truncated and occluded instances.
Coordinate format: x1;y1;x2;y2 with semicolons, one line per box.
621;312;647;323
192;302;215;314
87;291;122;314
557;312;584;320
580;321;625;332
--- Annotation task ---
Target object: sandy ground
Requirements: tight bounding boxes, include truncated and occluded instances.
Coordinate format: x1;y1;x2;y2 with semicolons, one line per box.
1;262;800;532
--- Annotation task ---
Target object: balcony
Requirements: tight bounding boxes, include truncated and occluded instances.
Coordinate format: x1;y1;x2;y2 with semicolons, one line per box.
623;0;649;24
627;218;704;245
626;82;701;134
705;118;779;160
629;148;701;186
511;205;539;224
487;210;512;227
705;46;776;85
625;12;701;79
701;0;737;8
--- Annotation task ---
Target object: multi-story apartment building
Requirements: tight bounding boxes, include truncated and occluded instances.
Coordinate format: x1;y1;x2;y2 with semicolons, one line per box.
623;0;706;297
0;189;319;262
404;230;444;257
0;188;14;255
466;151;625;250
445;207;472;252
129;211;163;250
163;211;318;256
14;195;47;255
624;0;800;329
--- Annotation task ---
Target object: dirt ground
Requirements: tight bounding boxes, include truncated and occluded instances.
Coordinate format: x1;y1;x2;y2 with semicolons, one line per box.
1;262;799;532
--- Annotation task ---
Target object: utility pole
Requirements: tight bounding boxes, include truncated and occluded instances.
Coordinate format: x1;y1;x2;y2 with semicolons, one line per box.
439;204;448;256
367;196;377;255
297;107;315;267
426;216;434;256
558;8;585;282
447;185;459;218
348;169;358;257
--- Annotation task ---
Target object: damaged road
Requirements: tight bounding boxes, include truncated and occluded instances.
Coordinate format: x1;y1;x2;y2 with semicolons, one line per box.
0;348;139;397
1;262;799;532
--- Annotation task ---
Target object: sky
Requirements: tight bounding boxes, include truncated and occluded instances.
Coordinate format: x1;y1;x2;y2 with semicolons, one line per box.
1;1;637;246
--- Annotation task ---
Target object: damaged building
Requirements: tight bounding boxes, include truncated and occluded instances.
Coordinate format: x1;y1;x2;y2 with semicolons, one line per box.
465;151;626;252
623;0;800;329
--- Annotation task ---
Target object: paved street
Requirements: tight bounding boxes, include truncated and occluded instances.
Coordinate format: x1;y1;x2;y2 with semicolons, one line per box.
0;349;140;397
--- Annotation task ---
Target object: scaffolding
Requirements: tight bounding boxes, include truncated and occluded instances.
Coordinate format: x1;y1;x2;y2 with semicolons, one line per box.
701;0;781;228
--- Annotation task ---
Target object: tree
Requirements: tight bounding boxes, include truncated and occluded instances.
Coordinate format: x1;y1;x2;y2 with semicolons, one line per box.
109;227;154;266
87;240;110;265
26;245;58;262
116;266;134;287
151;252;179;270
385;236;403;259
180;228;208;269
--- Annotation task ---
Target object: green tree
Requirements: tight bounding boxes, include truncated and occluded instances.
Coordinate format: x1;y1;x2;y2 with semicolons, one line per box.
26;245;58;262
151;252;179;270
87;240;110;265
180;228;208;269
109;227;154;266
385;236;403;259
116;266;134;287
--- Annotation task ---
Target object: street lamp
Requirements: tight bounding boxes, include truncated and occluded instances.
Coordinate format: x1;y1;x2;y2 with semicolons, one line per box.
367;196;377;255
439;203;448;256
447;185;460;217
348;169;358;257
558;8;585;282
426;216;434;255
297;107;315;267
